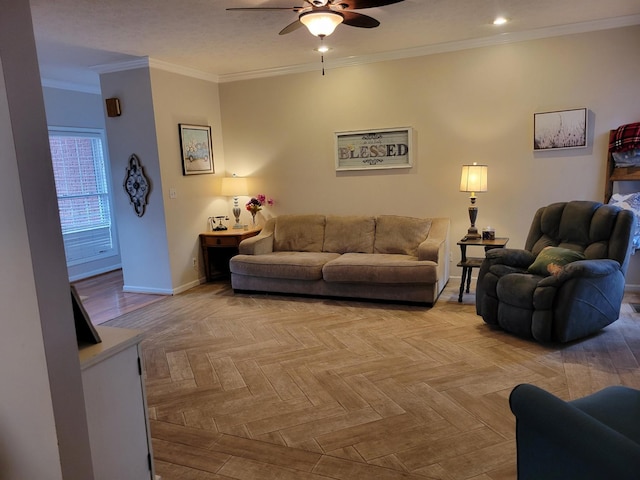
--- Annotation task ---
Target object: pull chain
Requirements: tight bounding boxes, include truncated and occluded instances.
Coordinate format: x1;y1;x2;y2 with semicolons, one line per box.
319;35;326;76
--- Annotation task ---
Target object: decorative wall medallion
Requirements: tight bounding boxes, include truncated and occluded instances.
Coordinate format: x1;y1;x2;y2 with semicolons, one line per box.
123;154;150;217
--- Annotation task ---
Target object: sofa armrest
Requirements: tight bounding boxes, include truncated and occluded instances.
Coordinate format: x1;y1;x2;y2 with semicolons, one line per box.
238;232;274;255
238;219;276;255
485;248;536;269
418;217;449;262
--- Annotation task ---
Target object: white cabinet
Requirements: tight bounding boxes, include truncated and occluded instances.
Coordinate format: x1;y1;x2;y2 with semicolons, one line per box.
79;326;154;480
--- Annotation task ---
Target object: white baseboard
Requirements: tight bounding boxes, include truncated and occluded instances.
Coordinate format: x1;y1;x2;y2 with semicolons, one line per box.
123;276;206;295
122;285;174;295
172;277;205;295
68;265;122;282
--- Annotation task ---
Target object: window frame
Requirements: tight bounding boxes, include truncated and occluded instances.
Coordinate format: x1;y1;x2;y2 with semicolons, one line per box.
48;126;119;266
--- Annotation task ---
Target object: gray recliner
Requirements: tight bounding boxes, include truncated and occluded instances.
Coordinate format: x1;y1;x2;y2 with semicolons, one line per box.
510;383;640;480
476;200;634;343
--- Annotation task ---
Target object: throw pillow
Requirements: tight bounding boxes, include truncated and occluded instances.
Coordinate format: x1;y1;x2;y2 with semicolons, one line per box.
527;246;585;276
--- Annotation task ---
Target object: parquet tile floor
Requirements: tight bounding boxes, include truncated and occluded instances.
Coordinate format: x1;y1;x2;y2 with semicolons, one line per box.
102;279;640;480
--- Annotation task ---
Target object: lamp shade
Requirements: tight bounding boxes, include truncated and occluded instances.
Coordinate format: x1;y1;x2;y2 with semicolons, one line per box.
300;10;344;36
459;164;488;193
220;176;248;197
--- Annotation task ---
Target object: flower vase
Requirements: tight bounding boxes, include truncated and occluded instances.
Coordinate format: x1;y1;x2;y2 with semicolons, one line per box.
251;211;257;226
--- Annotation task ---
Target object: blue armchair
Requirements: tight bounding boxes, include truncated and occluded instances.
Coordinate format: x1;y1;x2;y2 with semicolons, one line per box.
476;201;634;342
510;383;640;480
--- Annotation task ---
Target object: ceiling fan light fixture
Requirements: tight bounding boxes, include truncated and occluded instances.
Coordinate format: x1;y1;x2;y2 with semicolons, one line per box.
300;10;344;37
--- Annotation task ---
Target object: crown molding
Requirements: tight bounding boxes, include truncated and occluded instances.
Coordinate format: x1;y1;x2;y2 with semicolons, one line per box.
90;57;150;74
147;58;220;83
89;56;219;83
41;14;640;90
41;78;101;94
218;14;640;83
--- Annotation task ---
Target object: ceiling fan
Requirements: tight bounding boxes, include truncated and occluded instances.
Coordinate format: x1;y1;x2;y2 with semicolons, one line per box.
227;0;406;37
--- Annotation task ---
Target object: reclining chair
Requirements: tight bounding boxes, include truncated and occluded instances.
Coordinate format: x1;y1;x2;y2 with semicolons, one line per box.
476;200;634;343
510;383;640;480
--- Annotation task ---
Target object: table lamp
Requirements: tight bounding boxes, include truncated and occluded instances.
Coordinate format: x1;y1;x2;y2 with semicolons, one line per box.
220;175;248;229
459;163;488;239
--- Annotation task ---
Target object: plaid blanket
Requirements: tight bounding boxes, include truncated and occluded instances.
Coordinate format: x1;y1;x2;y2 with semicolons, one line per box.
609;122;640;152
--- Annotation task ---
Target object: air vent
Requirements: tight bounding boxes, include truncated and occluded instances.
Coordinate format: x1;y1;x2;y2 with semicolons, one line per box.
630;303;640;314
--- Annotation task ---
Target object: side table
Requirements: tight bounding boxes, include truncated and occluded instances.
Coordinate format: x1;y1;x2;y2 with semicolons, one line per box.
457;237;509;302
200;227;261;281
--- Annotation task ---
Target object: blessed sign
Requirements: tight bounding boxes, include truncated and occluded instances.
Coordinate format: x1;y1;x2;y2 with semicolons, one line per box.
335;128;413;171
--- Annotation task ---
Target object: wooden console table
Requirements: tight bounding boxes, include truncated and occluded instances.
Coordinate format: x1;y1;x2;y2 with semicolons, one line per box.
200;227;261;281
457;237;509;302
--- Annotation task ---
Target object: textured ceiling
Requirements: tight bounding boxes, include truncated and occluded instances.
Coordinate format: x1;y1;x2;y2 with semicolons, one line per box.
30;0;640;90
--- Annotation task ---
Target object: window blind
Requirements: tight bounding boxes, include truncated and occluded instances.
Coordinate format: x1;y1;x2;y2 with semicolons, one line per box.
49;129;117;265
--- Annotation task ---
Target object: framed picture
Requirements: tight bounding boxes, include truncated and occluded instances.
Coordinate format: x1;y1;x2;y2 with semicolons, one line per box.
533;108;587;151
70;284;101;345
335;127;413;171
179;124;214;175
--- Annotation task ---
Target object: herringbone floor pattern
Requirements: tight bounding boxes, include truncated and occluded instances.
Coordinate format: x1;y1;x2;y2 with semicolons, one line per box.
105;281;640;480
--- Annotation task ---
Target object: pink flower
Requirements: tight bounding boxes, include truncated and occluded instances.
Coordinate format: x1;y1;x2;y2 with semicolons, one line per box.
246;194;274;213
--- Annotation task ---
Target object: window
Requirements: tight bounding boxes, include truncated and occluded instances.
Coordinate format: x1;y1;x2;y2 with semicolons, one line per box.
49;127;118;265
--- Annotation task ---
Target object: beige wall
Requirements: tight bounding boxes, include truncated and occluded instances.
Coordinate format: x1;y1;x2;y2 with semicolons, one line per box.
1;0;94;477
101;67;175;294
102;66;226;293
150;68;226;290
219;26;640;284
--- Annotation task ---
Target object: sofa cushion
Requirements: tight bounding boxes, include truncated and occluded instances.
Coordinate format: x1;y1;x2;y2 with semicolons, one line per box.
273;215;325;252
323;215;375;254
374;215;432;256
230;251;340;280
322;253;437;284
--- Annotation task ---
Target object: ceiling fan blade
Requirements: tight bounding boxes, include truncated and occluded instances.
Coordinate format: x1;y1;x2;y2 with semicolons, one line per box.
331;0;404;10
279;19;305;35
341;10;380;28
226;6;305;12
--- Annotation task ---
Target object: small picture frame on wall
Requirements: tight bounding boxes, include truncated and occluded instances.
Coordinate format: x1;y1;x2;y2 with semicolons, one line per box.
179;124;214;175
533;108;587;151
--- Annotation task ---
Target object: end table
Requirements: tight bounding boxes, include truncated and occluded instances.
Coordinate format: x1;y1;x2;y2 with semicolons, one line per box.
457;237;509;302
200;227;261;281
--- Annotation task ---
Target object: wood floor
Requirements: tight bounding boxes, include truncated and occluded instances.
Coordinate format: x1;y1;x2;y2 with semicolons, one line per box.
72;269;166;325
98;278;640;480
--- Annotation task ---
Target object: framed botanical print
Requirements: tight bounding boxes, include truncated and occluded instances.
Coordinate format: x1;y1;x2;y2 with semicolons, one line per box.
533;108;587;150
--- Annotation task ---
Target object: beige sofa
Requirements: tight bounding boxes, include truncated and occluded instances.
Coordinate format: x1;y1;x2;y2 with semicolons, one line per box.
229;214;450;305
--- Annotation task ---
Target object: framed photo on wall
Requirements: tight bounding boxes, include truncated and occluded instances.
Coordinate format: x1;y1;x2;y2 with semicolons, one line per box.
335;127;413;171
179;124;214;175
533;108;587;151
